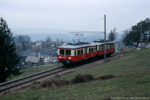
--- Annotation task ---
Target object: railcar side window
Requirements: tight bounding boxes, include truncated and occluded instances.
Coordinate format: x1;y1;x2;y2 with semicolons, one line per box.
66;50;71;56
60;49;64;55
89;48;92;53
102;45;104;50
99;46;101;51
89;48;95;53
107;44;110;49
110;44;112;49
85;48;87;54
92;48;94;52
77;50;81;55
111;44;113;49
81;50;83;55
107;45;108;49
90;48;92;52
74;50;76;56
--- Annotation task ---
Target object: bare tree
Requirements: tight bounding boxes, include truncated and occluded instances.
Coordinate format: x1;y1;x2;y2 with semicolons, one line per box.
32;45;41;53
14;35;32;52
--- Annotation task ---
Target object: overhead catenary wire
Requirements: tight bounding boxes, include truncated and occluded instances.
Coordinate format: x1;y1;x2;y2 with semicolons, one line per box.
79;17;104;31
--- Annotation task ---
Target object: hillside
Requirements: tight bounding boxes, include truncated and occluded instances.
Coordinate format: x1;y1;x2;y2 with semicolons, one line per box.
0;49;150;100
6;64;59;81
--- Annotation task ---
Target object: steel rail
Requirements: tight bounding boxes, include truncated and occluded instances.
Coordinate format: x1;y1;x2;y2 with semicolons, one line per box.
0;67;66;92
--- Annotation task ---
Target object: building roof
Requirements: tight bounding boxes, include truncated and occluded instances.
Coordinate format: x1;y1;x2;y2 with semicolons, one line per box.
39;49;57;57
25;56;40;63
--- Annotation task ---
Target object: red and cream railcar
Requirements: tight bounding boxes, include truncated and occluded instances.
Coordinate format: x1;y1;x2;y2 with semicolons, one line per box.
57;42;115;65
58;43;96;64
93;42;115;56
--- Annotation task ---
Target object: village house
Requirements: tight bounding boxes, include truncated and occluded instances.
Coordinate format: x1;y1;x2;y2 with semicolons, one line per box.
25;56;44;67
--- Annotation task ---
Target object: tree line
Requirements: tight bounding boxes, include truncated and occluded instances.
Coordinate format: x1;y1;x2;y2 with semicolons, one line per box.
14;34;63;53
123;18;150;46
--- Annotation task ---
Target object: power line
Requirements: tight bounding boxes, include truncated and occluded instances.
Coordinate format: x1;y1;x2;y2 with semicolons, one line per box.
79;17;104;31
69;31;104;34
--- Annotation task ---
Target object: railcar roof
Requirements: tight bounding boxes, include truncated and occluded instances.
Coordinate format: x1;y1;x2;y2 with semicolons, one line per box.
58;42;114;49
58;43;96;49
92;42;114;45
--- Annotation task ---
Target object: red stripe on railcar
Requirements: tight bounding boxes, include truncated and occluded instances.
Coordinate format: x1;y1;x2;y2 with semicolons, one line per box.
58;52;97;62
96;48;115;56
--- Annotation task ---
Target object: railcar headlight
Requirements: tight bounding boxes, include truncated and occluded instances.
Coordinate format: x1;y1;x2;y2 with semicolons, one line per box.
68;57;71;59
59;56;61;58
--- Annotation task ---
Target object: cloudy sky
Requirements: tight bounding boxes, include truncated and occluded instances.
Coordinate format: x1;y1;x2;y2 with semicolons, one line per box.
0;0;150;34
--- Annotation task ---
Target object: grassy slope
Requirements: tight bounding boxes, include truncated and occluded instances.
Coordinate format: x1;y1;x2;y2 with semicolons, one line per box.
1;49;150;100
7;64;60;81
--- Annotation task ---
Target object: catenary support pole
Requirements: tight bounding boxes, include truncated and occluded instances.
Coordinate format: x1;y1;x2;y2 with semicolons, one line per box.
104;14;107;63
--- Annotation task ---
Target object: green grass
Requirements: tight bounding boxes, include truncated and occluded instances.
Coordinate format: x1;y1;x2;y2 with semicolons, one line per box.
7;63;61;81
1;49;150;100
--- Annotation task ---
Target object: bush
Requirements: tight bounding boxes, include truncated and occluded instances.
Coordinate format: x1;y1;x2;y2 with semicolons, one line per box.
71;74;94;84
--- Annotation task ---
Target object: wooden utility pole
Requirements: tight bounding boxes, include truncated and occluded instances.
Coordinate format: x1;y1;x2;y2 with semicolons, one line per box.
140;20;142;47
104;14;107;63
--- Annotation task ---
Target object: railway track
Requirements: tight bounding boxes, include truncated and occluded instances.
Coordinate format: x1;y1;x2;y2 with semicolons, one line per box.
0;67;66;93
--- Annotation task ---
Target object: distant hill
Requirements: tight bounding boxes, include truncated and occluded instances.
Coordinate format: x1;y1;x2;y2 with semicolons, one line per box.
12;28;105;42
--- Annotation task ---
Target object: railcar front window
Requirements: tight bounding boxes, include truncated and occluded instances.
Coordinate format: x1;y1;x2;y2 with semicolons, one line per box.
60;49;64;55
66;50;71;56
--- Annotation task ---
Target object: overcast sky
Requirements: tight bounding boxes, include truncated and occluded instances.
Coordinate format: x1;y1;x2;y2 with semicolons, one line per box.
0;0;150;34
